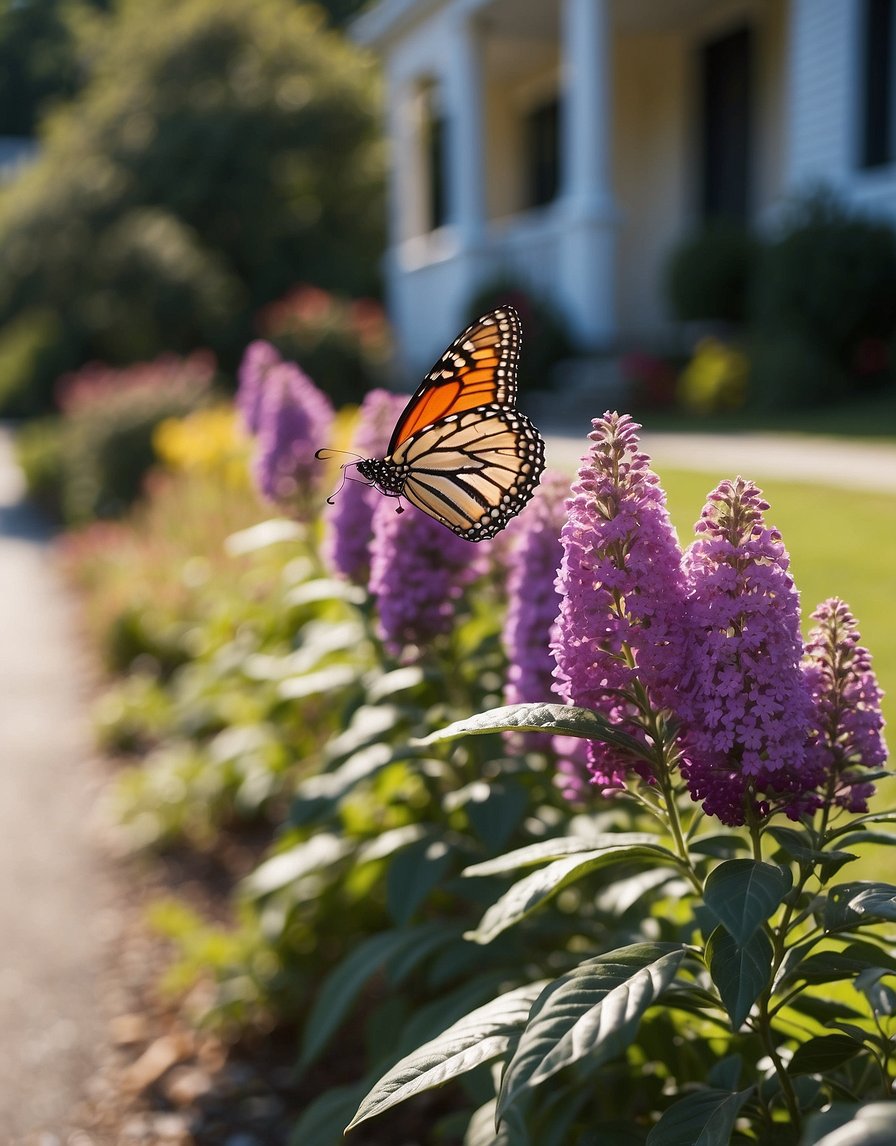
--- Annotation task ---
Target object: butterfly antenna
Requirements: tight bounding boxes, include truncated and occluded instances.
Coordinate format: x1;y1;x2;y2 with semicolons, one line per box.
316;448;367;505
315;448;363;463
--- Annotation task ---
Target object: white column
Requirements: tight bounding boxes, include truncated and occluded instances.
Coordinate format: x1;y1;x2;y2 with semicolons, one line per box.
446;13;486;249
560;0;617;347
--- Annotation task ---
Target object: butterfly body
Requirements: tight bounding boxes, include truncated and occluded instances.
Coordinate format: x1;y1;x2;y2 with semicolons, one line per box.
353;307;546;541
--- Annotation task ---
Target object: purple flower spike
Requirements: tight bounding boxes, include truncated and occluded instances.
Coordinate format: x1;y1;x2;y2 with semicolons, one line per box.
803;598;887;814
503;471;569;709
551;413;690;790
324;389;407;584
237;340;282;434
679;477;814;825
369;497;484;659
253;362;334;505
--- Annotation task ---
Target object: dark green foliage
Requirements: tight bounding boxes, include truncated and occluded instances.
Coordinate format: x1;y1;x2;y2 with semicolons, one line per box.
752;193;896;405
0;306;81;417
16;354;213;522
748;330;846;411
0;0;103;136
14;416;67;516
257;285;392;407
465;279;574;393
664;219;758;324
0;0;384;414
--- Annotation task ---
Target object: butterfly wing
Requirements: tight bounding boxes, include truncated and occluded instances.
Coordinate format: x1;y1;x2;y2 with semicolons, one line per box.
391;404;545;541
386;307;521;455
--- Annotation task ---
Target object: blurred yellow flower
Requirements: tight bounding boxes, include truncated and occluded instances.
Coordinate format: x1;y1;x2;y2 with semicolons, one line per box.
678;337;749;414
153;406;250;487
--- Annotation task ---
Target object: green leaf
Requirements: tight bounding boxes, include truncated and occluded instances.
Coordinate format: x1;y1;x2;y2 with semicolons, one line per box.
466;847;681;945
289;1080;367;1146
825;882;896;930
463;833;663;877
789;949;881;986
284;577;366;606
768;826;856;877
242;832;349;898
497;944;686;1122
802;1102;896;1145
323;704;404;764
835;830;896;851
463;1099;516;1146
703;860;790;944
345;981;548;1132
707;1054;742;1091
788;1033;863;1076
226;517;305;554
415;703;645;754
366;664;427;702
706;926;772;1028
300;923;455;1067
289;743;398;825
645;1087;753;1146
387;836;454;925
465;780;531;852
278;663;361;700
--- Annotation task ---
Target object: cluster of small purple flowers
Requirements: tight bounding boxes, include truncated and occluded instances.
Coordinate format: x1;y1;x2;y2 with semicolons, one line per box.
236;341;334;505
503;472;569;710
323;389;406;584
368;498;485;659
551;413;690;790
548;412;887;827
803;598;887;813
677;478;816;824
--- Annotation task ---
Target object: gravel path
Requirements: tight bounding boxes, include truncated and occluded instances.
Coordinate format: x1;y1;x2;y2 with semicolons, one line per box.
0;428;111;1142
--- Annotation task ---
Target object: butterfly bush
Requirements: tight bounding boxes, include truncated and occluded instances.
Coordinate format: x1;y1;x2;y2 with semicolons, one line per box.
678;478;816;825
501;472;569;753
546;416;887;831
324;389;407;584
369;499;484;659
252;361;335;506
551;413;691;791
803;597;887;814
236;340;282;434
503;472;569;710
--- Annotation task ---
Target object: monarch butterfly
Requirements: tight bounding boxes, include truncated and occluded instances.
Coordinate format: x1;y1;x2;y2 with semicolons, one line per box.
324;307;545;542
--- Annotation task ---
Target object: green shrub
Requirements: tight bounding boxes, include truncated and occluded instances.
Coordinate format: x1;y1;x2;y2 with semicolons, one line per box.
0;307;78;417
465;279;574;392
255;285;392;408
60;355;214;522
0;0;385;416
749;330;846;412
664;219;758;323
752;192;896;405
14;415;67;516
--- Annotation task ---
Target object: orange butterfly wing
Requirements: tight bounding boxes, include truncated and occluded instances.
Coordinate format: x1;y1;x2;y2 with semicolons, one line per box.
386;307;521;455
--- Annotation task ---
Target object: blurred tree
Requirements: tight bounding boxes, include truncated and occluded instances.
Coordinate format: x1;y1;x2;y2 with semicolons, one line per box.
0;0;104;136
314;0;371;27
0;0;384;414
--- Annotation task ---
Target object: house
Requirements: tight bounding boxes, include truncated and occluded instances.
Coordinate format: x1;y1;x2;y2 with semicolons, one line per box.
353;0;896;378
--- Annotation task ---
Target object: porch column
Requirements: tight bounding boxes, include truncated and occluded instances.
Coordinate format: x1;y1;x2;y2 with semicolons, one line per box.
447;13;486;249
560;0;617;347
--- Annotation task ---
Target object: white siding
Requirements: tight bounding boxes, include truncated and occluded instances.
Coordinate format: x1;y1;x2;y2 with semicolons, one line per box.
786;0;857;188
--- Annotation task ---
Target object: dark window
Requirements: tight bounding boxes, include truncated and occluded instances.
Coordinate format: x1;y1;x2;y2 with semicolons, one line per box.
699;26;753;222
524;97;560;208
861;0;896;167
426;105;448;231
